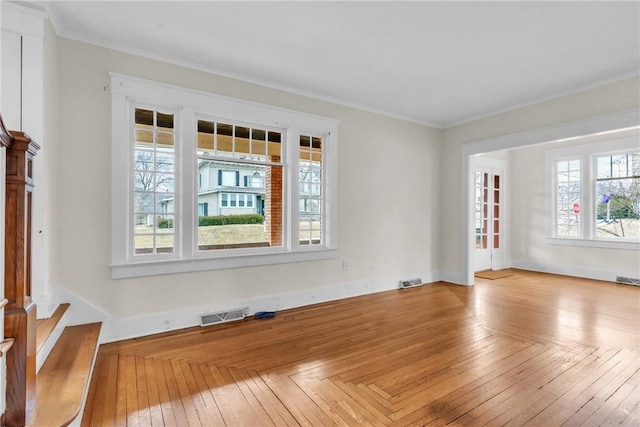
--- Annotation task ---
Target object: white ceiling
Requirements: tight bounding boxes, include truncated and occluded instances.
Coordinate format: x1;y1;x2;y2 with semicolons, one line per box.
42;1;639;128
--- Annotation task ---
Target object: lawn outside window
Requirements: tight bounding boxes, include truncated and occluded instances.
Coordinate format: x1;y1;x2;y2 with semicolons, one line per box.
546;134;640;250
110;74;338;278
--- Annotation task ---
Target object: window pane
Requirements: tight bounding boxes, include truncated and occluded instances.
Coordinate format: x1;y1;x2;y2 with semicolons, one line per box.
155;234;174;254
597;156;611;179
197;123;280;250
156;173;174;193
631;154;640;176
235;126;251;157
134;192;154;213
595;151;640;239
555;159;581;237
299;133;324;245
155;215;174;234
216;123;234;156
197;120;214;154
596;177;640;238
195;121;283;251
133;108;176;256
221;170;235;186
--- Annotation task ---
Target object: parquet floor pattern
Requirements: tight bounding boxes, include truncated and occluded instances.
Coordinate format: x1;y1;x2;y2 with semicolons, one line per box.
82;270;640;426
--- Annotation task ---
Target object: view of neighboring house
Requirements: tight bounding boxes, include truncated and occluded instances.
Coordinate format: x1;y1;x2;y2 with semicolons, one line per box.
196;160;265;217
160;161;266;217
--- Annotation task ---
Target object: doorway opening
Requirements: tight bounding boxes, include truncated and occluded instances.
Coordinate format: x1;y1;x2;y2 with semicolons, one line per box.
472;156;506;273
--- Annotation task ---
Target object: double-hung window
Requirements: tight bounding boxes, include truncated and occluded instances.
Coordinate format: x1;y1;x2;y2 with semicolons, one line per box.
547;134;640;248
110;74;338;278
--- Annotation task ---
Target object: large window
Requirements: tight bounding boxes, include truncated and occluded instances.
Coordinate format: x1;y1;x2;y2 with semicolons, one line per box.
110;74;338;278
547;136;639;246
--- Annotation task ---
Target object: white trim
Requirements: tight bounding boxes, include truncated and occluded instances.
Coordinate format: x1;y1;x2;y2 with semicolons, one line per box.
111;248;338;279
461;109;640;157
545;237;640;251
511;259;639;284
1;2;46;38
57;287;112;328
100;270;437;343
462;108;640;286
109;73;340;130
470;156;508;272
110;74;339;278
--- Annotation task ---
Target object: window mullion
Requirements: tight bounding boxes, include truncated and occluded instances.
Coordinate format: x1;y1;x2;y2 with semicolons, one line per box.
584;154;594;240
181;107;196;258
289;127;299;249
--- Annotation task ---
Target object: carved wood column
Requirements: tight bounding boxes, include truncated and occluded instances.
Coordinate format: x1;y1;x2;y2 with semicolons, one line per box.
4;130;39;427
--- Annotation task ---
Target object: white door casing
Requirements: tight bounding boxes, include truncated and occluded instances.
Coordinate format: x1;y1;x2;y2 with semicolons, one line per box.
472;156;506;272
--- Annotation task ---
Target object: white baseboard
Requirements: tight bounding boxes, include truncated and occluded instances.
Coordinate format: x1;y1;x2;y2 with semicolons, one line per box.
438;270;468;286
57;287;111;328
510;259;638;283
100;271;437;343
33;282;62;319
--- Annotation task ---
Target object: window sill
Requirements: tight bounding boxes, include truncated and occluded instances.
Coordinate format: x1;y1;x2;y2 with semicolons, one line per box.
110;248;338;279
546;237;640;251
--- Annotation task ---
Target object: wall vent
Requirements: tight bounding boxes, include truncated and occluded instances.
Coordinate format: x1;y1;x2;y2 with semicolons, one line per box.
399;278;423;289
616;276;640;286
201;307;248;327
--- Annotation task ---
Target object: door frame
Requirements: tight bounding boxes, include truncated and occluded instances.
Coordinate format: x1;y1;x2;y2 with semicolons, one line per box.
471;156;507;273
460;108;640;286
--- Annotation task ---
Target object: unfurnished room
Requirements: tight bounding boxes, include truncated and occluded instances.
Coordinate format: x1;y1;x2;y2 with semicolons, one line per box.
0;1;638;426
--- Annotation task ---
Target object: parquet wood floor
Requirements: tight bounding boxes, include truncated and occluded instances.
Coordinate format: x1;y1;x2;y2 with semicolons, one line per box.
82;270;640;426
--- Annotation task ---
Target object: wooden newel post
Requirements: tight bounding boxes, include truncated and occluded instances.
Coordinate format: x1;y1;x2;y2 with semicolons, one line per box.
4;128;39;426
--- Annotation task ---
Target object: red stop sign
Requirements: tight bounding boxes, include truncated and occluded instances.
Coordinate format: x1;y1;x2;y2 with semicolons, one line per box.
572;203;580;214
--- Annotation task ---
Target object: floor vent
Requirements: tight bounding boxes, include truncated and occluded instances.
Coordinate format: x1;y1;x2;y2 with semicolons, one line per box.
201;307;248;327
616;276;640;286
400;278;423;289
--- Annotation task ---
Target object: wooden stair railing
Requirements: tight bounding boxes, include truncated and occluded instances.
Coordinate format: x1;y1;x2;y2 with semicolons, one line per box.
1;115;40;426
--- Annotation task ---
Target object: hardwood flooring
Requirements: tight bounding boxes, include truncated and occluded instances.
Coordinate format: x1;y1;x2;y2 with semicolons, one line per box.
82;270;640;426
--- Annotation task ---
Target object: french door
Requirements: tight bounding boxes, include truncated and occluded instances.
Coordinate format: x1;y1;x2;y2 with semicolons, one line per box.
473;162;505;272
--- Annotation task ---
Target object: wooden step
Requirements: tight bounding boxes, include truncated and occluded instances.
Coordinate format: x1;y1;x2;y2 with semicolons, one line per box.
35;303;70;355
28;322;102;427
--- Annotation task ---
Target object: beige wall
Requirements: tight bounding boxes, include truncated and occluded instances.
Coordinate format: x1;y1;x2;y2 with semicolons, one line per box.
56;37;442;321
51;29;639;334
440;77;640;282
42;19;59;308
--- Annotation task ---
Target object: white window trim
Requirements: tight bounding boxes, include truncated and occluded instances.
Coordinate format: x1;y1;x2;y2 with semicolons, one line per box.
545;135;640;250
110;73;338;278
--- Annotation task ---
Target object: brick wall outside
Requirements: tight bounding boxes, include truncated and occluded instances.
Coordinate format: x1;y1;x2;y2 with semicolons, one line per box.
264;158;282;246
